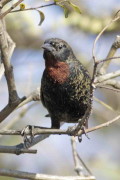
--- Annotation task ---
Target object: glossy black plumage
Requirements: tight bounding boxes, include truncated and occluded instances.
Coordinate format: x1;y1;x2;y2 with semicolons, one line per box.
41;38;91;129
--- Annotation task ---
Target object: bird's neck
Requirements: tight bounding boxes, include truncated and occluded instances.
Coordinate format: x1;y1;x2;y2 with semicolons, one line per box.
45;59;70;84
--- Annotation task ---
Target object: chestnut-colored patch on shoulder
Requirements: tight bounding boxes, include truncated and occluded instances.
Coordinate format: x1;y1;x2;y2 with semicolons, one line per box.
46;61;70;84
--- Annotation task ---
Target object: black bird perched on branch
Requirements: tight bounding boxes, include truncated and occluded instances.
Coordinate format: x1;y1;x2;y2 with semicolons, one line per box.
41;38;91;129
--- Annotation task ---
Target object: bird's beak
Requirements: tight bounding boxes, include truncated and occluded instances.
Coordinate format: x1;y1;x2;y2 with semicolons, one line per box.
42;43;53;52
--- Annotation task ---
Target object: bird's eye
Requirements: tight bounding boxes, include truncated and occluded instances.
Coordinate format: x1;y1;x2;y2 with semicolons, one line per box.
50;42;55;46
58;44;63;49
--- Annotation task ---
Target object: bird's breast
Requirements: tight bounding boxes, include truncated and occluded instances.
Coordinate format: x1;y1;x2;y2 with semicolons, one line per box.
46;61;70;84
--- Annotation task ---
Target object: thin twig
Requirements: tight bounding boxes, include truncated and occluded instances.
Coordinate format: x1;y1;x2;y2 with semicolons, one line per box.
0;19;21;104
0;168;96;180
0;115;120;136
92;10;120;61
71;136;83;176
0;0;24;19
99;79;120;89
0;62;4;80
0;103;38;139
10;2;56;13
95;69;120;84
91;10;120;90
77;154;93;176
97;85;120;93
17;88;40;109
99;35;120;75
0;145;37;155
0;88;40;123
97;56;120;65
1;0;13;7
93;97;114;111
0;115;119;151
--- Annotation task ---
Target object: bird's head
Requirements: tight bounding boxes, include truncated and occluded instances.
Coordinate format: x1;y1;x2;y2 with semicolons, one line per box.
42;38;74;63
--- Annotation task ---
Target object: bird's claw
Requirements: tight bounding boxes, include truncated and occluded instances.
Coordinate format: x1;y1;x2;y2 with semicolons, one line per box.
21;125;35;148
67;126;83;142
81;126;90;140
67;125;90;143
67;125;78;136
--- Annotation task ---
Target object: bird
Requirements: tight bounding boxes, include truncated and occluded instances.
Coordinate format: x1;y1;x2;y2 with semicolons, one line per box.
41;38;91;130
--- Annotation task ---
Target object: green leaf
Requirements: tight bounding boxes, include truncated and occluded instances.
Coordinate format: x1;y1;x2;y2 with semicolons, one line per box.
63;7;69;18
58;4;69;18
69;2;81;14
37;10;45;26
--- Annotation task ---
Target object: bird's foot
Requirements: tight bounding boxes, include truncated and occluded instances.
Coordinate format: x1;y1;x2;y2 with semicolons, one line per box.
67;125;78;136
78;126;90;142
21;125;35;148
67;125;83;142
67;125;90;143
81;126;90;140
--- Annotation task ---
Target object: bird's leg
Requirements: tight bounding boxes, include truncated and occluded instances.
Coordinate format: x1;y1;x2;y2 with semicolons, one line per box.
51;119;60;129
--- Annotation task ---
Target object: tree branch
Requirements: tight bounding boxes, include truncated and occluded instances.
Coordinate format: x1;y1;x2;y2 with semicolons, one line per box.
71;137;93;176
1;0;13;7
0;114;120;136
10;2;56;13
92;10;120;61
71;137;84;176
98;79;120;89
0;0;24;19
93;96;114;111
0;17;21;104
0;168;96;180
0;145;37;155
0;62;4;80
0;88;40;123
94;70;120;84
97;85;120;93
17;88;40;109
99;35;120;75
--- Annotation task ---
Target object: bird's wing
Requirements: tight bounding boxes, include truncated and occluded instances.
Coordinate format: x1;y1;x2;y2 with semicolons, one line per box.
40;86;46;108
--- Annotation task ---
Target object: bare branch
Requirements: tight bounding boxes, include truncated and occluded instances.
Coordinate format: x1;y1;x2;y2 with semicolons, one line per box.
0;103;38;139
0;17;22;105
10;2;56;13
1;0;13;7
0;168;96;180
99;35;120;75
0;88;40;123
84;114;120;134
0;0;24;19
0;103;22;123
98;79;120;89
93;97;114;111
71;137;84;176
6;32;16;60
0;62;4;80
97;85;120;93
77;154;93;176
97;56;120;65
91;10;120;87
95;70;120;84
17;88;40;108
92;10;120;61
0;114;120;137
0;145;37;155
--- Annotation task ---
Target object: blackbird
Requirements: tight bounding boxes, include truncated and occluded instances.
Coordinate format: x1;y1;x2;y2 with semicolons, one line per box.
41;38;91;129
